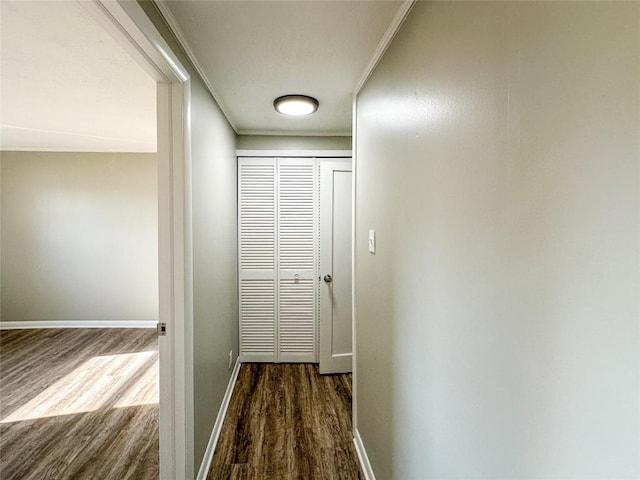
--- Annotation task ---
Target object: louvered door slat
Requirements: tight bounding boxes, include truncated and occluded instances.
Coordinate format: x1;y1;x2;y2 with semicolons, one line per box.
279;279;315;356
277;159;317;362
239;158;276;362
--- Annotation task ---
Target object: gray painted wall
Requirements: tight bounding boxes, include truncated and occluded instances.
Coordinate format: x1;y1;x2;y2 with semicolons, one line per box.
139;2;239;473
355;2;639;478
1;151;158;322
189;77;238;478
237;135;351;151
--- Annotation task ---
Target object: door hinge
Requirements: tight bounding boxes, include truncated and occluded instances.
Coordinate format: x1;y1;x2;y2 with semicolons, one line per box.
157;322;167;336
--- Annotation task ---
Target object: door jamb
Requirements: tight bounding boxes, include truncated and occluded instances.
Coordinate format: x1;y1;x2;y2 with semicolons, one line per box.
85;2;193;479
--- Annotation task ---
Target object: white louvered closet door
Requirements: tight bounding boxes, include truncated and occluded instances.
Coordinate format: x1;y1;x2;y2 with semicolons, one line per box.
239;158;276;362
277;158;317;363
238;157;317;363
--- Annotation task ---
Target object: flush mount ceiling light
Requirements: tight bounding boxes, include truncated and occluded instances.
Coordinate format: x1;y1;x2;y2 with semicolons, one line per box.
273;95;319;116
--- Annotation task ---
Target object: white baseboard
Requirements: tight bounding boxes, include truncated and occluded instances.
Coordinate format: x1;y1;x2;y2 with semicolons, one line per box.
196;356;242;480
0;320;157;330
354;428;377;480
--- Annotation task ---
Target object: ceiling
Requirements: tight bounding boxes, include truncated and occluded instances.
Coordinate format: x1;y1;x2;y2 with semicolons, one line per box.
0;1;156;152
0;0;403;152
159;0;403;136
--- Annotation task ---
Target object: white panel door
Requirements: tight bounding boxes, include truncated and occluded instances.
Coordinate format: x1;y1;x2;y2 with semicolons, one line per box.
277;158;317;363
239;158;276;362
319;160;353;374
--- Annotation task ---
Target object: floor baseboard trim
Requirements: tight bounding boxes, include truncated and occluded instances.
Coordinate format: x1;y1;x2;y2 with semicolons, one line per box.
196;357;242;480
0;320;157;330
354;428;376;480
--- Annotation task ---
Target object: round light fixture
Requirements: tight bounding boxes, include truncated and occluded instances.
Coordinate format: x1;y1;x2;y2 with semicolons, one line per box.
273;95;319;116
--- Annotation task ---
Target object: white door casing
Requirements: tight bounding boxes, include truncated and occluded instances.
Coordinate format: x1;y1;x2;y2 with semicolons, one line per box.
85;2;193;478
319;160;353;374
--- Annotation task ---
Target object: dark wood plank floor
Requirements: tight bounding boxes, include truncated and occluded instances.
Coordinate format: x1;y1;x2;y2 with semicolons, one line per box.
0;328;158;480
208;363;362;480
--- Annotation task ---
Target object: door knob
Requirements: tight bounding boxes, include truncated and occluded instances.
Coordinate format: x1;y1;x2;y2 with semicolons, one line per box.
323;274;332;283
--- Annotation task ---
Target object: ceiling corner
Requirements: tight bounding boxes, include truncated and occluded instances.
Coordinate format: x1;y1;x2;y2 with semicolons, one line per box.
152;0;238;134
353;0;416;97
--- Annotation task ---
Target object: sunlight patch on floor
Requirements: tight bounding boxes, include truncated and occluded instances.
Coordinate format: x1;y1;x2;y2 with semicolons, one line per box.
1;351;158;423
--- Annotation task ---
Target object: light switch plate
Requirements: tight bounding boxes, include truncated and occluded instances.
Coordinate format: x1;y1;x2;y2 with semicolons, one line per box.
368;229;376;254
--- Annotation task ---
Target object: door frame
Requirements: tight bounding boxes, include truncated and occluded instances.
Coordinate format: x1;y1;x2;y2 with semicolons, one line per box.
85;2;193;479
236;149;352;158
235;150;352;366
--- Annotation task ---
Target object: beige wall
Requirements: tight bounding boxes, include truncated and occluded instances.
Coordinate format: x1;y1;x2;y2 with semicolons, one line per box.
139;2;239;474
1;151;158;322
237;134;351;151
355;2;639;478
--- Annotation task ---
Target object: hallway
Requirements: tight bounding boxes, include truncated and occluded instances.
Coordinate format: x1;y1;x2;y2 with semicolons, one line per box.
208;364;361;479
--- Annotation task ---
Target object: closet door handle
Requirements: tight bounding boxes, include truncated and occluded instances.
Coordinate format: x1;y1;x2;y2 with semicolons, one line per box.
323;274;332;283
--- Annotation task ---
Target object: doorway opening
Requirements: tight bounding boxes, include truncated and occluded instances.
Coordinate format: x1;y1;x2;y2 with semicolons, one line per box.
0;1;192;479
0;1;160;478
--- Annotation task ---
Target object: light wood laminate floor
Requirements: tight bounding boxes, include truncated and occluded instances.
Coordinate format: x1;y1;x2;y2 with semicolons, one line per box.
208;363;362;480
0;328;158;480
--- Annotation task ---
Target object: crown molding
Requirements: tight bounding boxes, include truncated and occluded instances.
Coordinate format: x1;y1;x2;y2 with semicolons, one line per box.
152;0;238;133
353;0;416;97
152;0;416;135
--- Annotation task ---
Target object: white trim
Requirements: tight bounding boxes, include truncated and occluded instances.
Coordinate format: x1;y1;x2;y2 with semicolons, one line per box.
0;320;157;330
351;98;359;434
87;0;174;83
180;77;196;480
353;0;416;96
237;129;351;137
164;80;195;480
196;357;242;480
236;149;352;158
153;0;237;133
353;429;376;480
88;2;193;479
